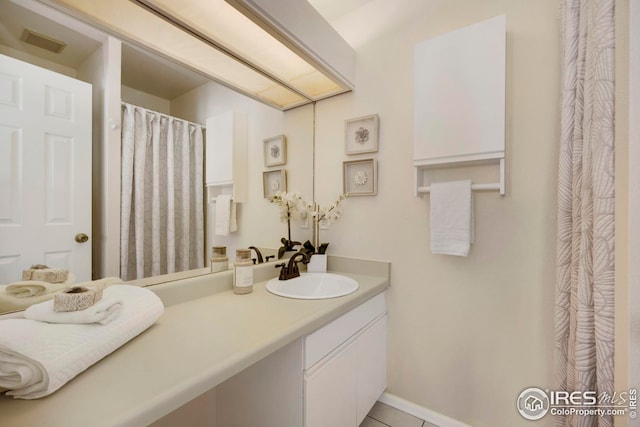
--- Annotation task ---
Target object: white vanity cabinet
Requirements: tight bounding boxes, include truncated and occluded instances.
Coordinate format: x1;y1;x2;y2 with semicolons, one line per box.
156;291;387;427
304;292;387;427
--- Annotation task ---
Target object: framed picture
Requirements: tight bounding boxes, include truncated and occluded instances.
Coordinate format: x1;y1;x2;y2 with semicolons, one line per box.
264;134;287;167
345;114;379;155
263;169;287;199
343;159;377;196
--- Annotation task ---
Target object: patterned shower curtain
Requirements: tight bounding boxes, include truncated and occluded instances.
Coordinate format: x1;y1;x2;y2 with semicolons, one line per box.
555;1;615;426
120;103;204;281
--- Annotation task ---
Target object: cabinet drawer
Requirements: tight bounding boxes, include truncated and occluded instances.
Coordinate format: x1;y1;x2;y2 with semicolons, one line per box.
304;292;386;369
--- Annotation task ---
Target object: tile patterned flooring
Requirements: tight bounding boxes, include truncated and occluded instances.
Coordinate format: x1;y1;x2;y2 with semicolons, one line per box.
360;402;439;427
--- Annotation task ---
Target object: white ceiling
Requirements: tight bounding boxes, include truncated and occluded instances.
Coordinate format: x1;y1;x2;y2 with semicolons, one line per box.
0;0;100;67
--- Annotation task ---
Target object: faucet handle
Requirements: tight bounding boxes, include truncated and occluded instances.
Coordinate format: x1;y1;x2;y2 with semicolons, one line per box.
275;263;287;280
265;255;275;262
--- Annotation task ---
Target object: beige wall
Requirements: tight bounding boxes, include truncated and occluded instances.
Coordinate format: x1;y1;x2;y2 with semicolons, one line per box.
121;85;171;114
298;1;560;425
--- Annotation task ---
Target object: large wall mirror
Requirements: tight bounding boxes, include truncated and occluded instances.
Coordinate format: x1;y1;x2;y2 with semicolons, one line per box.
0;0;314;314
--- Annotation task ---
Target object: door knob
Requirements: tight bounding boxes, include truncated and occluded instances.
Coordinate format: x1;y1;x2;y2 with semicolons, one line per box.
75;233;89;243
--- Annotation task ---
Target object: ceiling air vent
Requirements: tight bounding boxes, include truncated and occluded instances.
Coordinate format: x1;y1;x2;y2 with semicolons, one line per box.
20;28;66;54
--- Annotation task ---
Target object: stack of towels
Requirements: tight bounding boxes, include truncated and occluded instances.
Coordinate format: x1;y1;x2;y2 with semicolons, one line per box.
0;284;164;399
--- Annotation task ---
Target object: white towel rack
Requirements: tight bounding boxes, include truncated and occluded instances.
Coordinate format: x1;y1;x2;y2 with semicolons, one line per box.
417;182;501;193
414;156;505;196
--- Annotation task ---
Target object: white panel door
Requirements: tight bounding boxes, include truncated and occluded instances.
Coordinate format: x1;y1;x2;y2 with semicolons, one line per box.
0;54;92;283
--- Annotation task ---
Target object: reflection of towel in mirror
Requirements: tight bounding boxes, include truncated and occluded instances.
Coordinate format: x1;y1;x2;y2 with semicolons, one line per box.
215;194;237;235
0;288;66;313
0;284;164;399
0;277;121;314
6;274;76;298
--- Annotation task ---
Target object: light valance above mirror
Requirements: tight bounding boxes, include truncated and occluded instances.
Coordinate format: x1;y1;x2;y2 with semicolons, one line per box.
45;0;355;110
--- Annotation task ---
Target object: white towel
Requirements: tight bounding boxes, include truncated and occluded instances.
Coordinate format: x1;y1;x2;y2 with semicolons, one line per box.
215;194;237;235
430;180;474;256
5;274;76;298
0;285;164;399
6;281;68;298
24;294;121;325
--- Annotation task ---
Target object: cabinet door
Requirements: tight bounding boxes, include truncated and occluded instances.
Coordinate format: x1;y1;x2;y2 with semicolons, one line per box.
305;341;357;427
356;315;388;424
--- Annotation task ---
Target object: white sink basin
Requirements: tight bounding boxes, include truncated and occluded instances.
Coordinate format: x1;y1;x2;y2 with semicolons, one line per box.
266;273;359;300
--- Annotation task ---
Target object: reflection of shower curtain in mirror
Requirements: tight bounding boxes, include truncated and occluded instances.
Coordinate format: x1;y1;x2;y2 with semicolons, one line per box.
120;103;204;281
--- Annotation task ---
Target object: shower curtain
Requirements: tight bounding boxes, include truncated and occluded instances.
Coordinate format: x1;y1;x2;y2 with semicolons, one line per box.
120;103;204;281
555;1;615;427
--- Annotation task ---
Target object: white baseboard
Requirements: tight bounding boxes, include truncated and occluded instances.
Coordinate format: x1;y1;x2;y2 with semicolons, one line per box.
378;392;472;427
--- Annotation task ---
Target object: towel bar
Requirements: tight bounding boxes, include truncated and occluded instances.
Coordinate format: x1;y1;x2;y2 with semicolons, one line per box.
417;182;501;193
414;157;505;196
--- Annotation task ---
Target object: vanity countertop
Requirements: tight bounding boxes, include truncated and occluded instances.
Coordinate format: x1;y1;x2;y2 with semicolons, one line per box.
0;257;389;427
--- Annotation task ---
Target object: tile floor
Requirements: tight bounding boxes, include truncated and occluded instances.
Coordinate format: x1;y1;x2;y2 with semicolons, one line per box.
360;402;439;427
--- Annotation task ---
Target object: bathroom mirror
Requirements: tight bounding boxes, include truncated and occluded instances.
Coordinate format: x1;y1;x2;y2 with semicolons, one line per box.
0;0;315;313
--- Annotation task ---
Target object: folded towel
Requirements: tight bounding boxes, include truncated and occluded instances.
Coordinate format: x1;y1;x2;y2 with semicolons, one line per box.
215;194;236;236
0;285;164;399
430;179;474;256
6;274;76;298
25;290;120;325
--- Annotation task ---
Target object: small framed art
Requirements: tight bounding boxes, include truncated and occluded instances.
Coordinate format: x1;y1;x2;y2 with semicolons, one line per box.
343;159;377;196
263;169;287;199
264;134;287;167
345;114;379;155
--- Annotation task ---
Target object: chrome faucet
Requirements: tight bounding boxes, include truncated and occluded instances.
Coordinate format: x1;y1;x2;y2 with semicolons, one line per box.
249;246;263;264
274;251;309;280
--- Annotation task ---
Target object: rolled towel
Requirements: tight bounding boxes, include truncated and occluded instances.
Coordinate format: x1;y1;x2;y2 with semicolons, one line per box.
0;287;67;313
6;273;76;298
0;285;164;399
